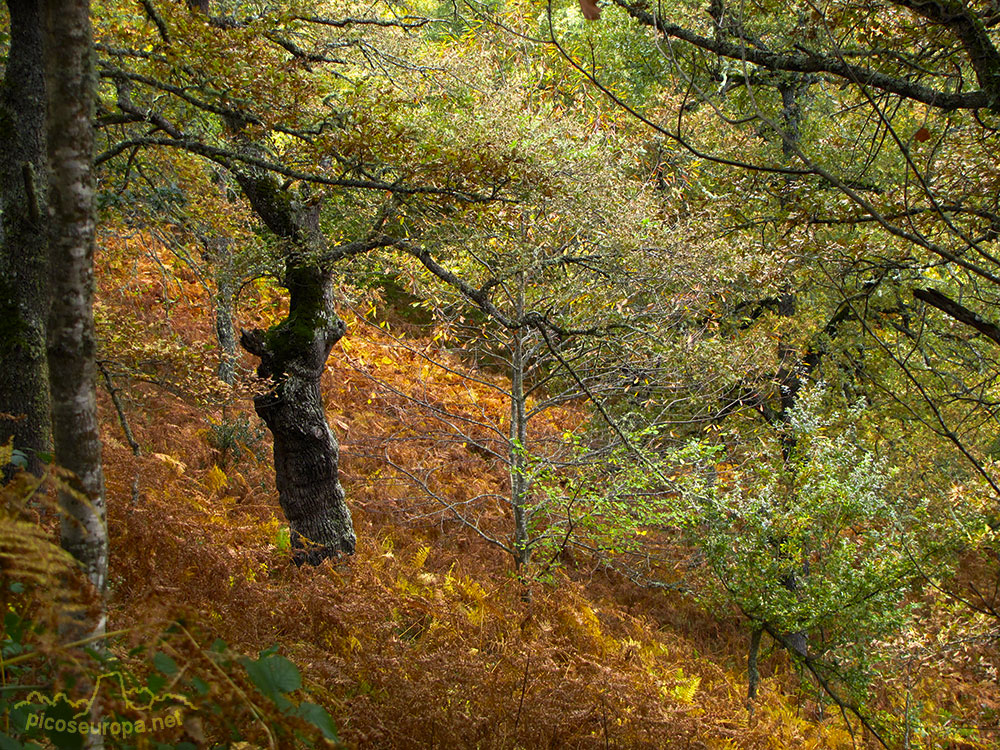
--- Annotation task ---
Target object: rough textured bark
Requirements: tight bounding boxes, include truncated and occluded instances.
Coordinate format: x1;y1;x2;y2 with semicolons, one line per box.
0;0;51;475
241;263;355;564
233;173;355;564
44;0;108;612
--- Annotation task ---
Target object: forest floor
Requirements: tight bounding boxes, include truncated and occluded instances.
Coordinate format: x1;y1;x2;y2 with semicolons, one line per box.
79;236;999;748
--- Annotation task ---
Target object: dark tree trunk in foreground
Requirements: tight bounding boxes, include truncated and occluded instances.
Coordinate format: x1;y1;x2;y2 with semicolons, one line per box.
44;0;108;616
0;0;50;475
241;264;355;564
235;174;355;564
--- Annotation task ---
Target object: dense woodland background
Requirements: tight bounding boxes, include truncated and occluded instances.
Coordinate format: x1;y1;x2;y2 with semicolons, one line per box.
3;0;1000;747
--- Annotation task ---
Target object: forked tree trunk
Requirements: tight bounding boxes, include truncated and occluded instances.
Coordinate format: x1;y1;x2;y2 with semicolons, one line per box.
241;263;355;565
227;165;356;564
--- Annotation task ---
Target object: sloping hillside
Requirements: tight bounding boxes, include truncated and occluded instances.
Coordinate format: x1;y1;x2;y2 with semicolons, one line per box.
48;234;982;749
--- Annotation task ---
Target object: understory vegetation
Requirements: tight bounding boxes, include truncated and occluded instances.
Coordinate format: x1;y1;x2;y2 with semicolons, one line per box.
4;0;1000;747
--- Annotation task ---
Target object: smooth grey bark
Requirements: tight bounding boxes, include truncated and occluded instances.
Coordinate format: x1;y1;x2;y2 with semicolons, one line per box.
509;274;530;575
44;0;108;614
0;0;51;476
215;274;237;385
201;234;238;385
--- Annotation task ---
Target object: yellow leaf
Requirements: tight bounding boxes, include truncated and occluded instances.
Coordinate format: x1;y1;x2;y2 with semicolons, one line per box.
205;465;228;494
152;452;186;475
412;544;430;569
671;669;701;703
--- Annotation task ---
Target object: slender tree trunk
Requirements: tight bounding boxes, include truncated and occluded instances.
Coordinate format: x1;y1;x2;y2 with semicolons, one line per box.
0;0;50;476
746;623;763;711
771;85;811;660
509;276;531;575
241;261;355;564
215;275;237;385
44;0;107;614
196;232;238;384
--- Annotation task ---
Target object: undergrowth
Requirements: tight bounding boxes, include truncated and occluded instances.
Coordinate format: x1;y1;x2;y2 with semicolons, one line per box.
2;233;998;748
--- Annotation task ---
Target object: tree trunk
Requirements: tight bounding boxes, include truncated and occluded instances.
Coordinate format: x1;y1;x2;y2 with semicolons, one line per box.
746;623;763;710
0;0;50;476
215;275;237;385
509;275;531;575
241;263;355;565
205;236;237;385
44;0;108;613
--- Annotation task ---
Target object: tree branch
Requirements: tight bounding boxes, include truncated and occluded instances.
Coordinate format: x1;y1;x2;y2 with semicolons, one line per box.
913;287;1000;347
611;0;999;110
95;136;506;203
889;0;1000;91
292;14;433;30
139;0;171;44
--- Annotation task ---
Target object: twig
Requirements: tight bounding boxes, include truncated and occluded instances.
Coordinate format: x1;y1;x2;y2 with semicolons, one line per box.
97;361;141;505
511;653;530;741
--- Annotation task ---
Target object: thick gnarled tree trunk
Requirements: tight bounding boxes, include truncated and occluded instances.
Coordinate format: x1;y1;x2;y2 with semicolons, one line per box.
0;0;50;475
230;164;356;563
241;264;355;564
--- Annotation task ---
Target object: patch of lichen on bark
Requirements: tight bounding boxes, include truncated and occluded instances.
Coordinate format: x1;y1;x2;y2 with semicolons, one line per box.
0;278;36;357
263;264;335;376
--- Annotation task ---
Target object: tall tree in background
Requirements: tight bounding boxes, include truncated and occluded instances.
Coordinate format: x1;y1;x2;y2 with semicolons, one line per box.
574;0;1000;471
0;0;50;475
44;0;107;632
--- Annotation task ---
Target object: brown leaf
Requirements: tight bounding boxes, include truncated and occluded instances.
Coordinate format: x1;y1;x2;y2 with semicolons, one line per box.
580;0;601;19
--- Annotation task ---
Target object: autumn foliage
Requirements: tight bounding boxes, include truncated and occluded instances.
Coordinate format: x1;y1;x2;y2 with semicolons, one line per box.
0;234;952;748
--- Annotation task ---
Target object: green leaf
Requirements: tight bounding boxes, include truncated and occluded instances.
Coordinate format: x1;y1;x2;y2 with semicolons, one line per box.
4;611;25;643
42;698;83;750
153;652;179;676
296;702;338;741
242;653;301;707
147;673;166;694
190;676;210;696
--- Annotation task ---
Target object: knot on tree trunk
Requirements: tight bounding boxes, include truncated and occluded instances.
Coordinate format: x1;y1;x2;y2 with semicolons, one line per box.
240;327;274;378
